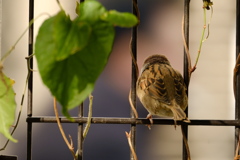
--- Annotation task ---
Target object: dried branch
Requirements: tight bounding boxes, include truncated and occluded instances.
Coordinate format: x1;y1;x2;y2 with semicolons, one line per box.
234;54;240;99
125;131;138;160
234;132;240;160
129;89;138;118
181;15;192;77
83;94;93;139
53;97;77;160
181;126;191;160
128;0;140;118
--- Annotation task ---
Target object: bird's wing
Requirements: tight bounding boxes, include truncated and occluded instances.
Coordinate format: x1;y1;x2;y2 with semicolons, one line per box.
171;70;187;105
138;64;170;104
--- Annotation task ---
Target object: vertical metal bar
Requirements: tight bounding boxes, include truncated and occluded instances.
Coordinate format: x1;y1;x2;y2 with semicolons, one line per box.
183;0;190;160
78;104;84;160
77;1;84;160
27;0;34;160
130;0;138;159
235;0;240;155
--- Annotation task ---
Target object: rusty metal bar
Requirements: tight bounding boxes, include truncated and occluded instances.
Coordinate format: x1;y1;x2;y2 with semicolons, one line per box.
77;2;84;160
77;0;85;159
26;117;240;126
130;0;138;159
27;0;34;160
183;0;190;160
77;103;84;160
235;0;240;155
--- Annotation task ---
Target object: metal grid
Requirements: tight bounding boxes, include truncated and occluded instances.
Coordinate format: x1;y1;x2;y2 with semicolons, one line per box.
25;0;240;160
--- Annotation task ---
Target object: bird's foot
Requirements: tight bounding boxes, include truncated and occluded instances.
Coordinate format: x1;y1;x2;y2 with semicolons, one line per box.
146;114;153;130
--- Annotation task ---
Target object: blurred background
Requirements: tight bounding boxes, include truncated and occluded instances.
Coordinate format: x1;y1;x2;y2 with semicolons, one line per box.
0;0;236;160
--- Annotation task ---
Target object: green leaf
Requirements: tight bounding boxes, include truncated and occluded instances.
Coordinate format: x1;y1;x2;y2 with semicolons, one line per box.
53;11;91;61
101;10;138;27
35;1;115;117
0;72;17;142
76;0;107;24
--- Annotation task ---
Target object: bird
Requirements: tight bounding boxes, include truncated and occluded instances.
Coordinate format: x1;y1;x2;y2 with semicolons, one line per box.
136;54;189;128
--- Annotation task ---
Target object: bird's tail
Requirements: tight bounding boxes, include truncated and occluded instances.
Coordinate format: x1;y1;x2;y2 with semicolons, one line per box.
168;100;190;127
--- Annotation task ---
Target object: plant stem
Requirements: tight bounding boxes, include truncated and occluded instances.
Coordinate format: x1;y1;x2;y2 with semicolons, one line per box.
181;15;192;77
83;94;93;139
128;89;138;118
193;8;207;69
125;131;138;160
181;125;191;160
1;13;50;63
53;97;77;160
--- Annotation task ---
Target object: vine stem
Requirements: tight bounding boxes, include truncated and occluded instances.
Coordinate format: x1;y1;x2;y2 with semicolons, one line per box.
128;89;138;118
0;13;50;63
234;54;240;99
0;57;33;150
0;11;50;146
193;8;207;70
83;94;93;139
53;97;77;160
56;0;64;11
234;132;240;159
125;131;138;160
181;15;192;78
181;126;191;160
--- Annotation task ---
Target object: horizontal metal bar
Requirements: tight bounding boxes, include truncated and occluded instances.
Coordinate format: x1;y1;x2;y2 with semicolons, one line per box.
26;117;240;126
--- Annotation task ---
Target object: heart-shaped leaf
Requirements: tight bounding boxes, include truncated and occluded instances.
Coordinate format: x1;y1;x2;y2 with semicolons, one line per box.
35;0;138;117
35;1;115;117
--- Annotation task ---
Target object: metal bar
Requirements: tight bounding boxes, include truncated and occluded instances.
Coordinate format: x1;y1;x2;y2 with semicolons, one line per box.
77;103;84;160
78;1;85;160
27;0;34;160
235;0;240;156
26;117;240;126
183;0;190;160
130;0;138;159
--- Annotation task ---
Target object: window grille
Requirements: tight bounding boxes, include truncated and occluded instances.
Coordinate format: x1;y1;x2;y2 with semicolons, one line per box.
6;0;238;159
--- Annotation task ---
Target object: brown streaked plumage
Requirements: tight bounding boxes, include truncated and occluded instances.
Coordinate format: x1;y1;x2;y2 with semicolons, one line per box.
137;54;189;127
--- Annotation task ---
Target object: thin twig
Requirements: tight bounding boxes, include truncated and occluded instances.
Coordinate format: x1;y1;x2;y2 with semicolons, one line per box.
26;54;38;72
128;89;138;118
181;125;191;160
181;15;192;77
0;13;49;146
128;38;139;118
125;131;138;160
192;8;207;72
0;67;31;150
203;6;213;41
234;54;240;99
193;1;213;71
0;54;37;150
83;94;93;139
1;13;50;63
129;37;139;79
234;132;240;160
56;0;64;11
53;98;77;160
182;2;213;76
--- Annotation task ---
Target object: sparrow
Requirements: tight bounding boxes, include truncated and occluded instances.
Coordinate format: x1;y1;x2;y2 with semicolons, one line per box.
136;54;189;127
